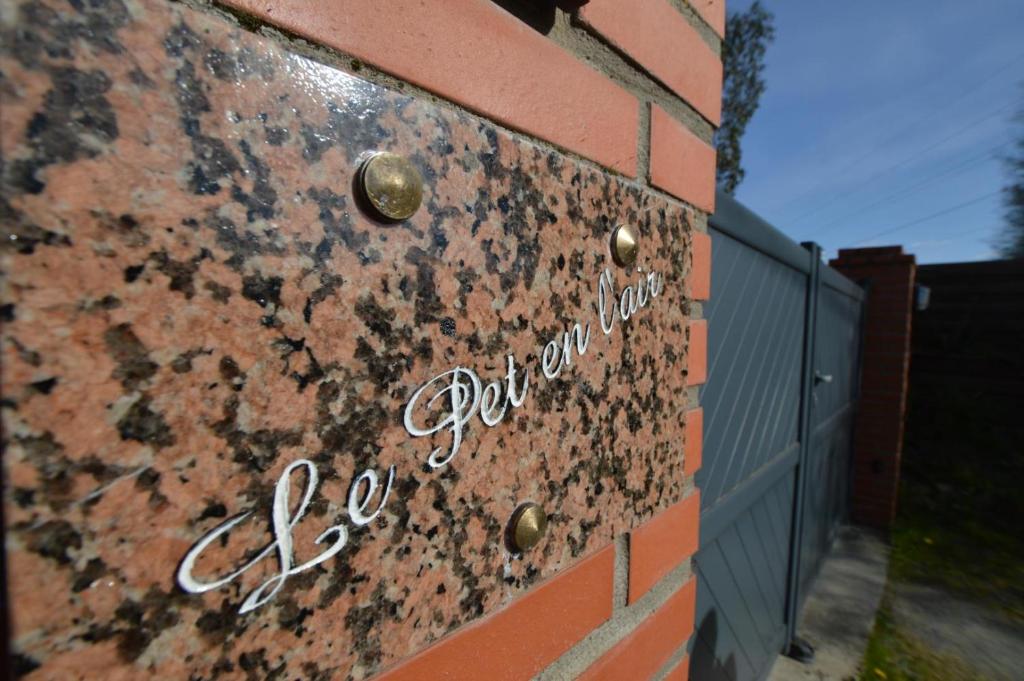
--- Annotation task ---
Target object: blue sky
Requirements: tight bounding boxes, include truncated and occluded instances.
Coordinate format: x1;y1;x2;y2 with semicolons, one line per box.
726;0;1024;264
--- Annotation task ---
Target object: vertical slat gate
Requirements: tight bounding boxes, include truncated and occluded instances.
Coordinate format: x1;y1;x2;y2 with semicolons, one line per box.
796;269;865;607
690;194;865;681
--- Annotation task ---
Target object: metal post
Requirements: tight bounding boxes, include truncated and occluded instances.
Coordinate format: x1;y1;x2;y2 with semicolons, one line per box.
783;241;822;660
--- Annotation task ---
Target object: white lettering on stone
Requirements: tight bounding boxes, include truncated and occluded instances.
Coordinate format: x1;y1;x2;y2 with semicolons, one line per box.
480;380;506;426
619;284;635;321
177;459;350;614
405;267;664;468
561;322;591;369
403;367;482;469
348;465;396;526
505;354;529;408
541;339;562;379
598;268;616;335
178;244;670;614
649;270;664;298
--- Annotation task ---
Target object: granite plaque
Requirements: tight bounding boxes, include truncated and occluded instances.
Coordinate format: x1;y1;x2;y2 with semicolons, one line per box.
1;0;700;677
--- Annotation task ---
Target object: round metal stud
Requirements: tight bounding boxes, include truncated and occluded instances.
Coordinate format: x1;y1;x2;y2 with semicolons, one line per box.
611;224;639;267
358;151;423;221
508;503;548;552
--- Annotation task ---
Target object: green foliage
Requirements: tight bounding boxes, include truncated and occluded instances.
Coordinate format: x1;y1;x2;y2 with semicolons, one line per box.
891;469;1024;621
716;1;775;194
998;99;1024;258
896;387;1024;621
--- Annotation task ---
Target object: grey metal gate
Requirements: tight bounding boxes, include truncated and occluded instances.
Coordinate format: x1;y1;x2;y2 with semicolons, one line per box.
689;194;865;681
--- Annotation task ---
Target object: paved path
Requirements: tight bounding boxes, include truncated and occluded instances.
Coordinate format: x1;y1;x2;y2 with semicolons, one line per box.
889;581;1024;681
768;525;889;681
767;524;1024;681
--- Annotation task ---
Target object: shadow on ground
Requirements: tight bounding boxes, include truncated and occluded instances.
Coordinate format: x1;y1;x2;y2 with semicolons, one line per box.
769;526;889;681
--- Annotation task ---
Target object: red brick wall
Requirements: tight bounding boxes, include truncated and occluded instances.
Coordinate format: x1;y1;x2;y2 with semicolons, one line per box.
1;0;720;677
830;246;916;530
212;0;721;676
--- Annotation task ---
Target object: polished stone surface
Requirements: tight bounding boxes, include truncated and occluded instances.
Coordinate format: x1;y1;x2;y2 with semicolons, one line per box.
0;0;700;678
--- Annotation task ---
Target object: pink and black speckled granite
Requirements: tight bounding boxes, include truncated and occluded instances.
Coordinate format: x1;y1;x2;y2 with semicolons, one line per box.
0;0;700;678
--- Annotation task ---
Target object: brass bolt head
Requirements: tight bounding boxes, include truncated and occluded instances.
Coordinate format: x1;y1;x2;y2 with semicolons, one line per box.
359;151;423;221
611;225;638;267
508;503;548;552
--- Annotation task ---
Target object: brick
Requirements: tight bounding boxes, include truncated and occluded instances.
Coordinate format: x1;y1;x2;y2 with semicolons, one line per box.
374;545;615;681
854;421;903;441
221;0;638;174
628;493;699;603
650;106;717;212
855;488;896;499
687;231;712;300
857;495;897;507
855;478;896;492
683;408;703;476
862;383;910;397
687;319;707;386
663;655;691;681
832;246;914;266
855;513;886;525
688;0;726;36
863;330;911;342
581;579;697;680
579;1;722;123
862;354;910;375
832;246;917;532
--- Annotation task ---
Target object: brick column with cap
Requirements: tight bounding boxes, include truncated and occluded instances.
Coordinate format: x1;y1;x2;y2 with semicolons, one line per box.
830;246;916;530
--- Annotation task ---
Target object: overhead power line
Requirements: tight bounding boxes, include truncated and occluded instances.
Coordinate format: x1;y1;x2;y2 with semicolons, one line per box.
850;190;1001;246
807;145;999;237
784;100;1015;227
768;49;1024;217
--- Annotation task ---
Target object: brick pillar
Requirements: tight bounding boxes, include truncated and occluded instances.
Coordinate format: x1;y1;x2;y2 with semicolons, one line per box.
829;247;916;530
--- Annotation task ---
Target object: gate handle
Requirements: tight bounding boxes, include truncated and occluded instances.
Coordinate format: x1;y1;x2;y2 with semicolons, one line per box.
814;371;833;385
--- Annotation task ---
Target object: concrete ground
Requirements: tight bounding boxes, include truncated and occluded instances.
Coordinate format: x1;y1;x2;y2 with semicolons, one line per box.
768;525;890;681
888;581;1024;681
